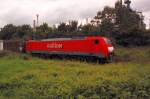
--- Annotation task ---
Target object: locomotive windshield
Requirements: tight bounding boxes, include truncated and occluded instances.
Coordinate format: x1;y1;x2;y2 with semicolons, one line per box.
104;38;112;45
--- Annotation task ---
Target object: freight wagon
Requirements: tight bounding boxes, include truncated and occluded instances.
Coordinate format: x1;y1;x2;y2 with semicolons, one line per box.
0;40;24;52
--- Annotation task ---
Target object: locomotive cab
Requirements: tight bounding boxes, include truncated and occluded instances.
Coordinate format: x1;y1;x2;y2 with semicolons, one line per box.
87;36;114;63
103;37;114;62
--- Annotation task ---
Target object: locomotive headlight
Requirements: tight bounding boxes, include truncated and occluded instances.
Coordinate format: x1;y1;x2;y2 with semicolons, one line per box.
108;47;114;52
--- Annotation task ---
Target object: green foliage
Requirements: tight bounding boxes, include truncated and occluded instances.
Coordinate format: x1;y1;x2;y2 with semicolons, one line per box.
0;47;150;98
115;47;150;63
57;21;78;33
0;24;34;40
80;24;97;34
0;1;149;46
114;29;150;47
34;23;52;39
115;1;145;31
14;24;32;39
0;24;17;40
100;19;114;36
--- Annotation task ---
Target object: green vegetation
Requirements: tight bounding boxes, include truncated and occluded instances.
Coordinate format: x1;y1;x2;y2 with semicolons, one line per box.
0;47;150;99
0;0;150;46
0;0;149;98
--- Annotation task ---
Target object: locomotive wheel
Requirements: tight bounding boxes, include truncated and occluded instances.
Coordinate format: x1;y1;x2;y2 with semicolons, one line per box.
98;55;114;64
106;54;114;63
98;58;106;64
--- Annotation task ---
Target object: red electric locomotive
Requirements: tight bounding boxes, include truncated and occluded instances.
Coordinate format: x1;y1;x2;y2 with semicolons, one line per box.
25;36;114;63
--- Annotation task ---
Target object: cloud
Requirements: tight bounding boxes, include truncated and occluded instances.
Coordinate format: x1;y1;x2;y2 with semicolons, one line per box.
132;0;150;12
0;0;149;28
131;0;150;28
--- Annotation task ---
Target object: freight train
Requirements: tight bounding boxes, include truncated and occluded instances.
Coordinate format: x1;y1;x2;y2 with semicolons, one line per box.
0;36;114;63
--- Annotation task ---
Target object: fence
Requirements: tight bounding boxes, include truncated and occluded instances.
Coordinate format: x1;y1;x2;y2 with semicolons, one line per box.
3;40;24;52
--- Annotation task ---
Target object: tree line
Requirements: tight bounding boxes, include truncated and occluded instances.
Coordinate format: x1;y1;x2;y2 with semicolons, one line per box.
0;1;150;46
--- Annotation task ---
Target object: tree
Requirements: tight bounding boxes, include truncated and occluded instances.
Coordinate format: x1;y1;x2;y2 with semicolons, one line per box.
13;24;32;39
57;21;78;33
57;22;68;33
68;21;78;32
115;1;145;32
36;23;52;33
81;24;98;35
94;6;115;36
35;23;52;39
100;19;114;36
0;24;17;40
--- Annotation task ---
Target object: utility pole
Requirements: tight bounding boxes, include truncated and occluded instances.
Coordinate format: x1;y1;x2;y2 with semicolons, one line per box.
36;14;39;27
33;20;36;32
149;19;150;30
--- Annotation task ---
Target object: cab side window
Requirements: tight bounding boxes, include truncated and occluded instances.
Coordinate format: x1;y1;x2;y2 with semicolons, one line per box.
94;40;99;45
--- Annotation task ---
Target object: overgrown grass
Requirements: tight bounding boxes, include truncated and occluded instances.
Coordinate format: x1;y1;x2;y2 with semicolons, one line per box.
0;47;150;99
115;46;150;63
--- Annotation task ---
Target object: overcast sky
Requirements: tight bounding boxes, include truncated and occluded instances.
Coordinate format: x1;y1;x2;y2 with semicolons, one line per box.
0;0;149;28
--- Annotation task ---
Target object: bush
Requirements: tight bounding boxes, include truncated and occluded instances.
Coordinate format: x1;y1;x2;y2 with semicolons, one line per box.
112;29;150;47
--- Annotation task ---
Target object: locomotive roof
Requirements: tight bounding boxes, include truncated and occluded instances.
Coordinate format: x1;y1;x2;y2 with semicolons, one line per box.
41;37;87;41
39;36;103;41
